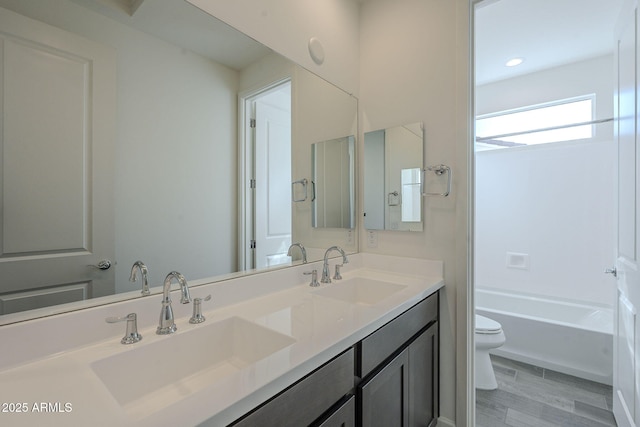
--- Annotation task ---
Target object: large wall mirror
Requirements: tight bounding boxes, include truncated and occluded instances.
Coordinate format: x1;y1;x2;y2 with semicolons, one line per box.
364;122;424;232
0;0;358;324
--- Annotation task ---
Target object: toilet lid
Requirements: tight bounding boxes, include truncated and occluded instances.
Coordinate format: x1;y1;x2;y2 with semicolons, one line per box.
476;314;502;334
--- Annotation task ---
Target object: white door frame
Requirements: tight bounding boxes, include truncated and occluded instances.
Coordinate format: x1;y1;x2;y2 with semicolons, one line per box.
238;78;292;271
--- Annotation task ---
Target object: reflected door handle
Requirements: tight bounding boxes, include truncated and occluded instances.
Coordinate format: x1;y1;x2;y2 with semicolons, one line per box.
91;260;112;270
604;267;617;277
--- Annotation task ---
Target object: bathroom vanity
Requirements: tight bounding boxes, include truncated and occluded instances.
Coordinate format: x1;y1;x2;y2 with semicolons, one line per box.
0;254;443;426
227;291;438;427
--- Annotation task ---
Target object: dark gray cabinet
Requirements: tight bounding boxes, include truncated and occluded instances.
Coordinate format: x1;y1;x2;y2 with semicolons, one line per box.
360;347;410;426
357;294;438;378
229;348;354;427
313;395;356;427
357;293;439;427
409;324;439;427
227;291;438;427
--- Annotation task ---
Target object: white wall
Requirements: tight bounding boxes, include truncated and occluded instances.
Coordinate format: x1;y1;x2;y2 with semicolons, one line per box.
476;55;614;120
239;52;294;94
187;0;360;96
359;0;470;424
475;141;615;306
112;21;238;291
475;55;616;307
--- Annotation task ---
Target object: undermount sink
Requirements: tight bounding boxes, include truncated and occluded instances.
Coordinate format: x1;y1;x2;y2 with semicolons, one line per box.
91;316;295;419
313;277;407;306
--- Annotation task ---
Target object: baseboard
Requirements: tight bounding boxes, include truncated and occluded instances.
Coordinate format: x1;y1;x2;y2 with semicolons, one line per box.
437;416;455;427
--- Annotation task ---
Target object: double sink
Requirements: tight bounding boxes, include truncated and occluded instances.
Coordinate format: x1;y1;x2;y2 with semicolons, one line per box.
90;277;407;419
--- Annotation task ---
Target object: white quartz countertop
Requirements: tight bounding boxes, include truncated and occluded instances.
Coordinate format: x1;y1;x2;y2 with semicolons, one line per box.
0;254;443;426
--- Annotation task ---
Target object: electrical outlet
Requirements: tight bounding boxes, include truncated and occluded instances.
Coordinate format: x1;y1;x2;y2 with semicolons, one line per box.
367;230;378;248
346;229;354;245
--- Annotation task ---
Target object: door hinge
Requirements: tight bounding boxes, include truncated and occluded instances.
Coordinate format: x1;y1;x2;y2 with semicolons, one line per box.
250;179;256;189
250;118;256;128
250;240;256;249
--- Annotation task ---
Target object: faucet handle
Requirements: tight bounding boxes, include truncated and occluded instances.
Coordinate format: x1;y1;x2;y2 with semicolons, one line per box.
189;295;212;324
106;313;143;344
304;270;320;287
333;264;343;280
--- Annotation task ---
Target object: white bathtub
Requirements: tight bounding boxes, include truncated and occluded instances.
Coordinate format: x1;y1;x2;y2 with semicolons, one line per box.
476;288;613;385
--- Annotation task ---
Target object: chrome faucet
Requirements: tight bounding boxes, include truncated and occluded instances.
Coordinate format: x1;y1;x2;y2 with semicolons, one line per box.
287;243;308;264
157;271;191;335
321;246;349;284
129;260;150;296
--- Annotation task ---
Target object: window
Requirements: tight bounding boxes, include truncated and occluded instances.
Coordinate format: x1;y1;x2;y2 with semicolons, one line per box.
476;96;595;148
401;168;421;223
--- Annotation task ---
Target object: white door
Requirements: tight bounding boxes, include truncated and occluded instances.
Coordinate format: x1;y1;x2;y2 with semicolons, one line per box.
613;1;640;425
0;8;115;314
254;89;292;269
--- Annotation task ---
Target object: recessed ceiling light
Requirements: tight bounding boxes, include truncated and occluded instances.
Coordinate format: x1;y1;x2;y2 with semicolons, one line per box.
505;57;524;67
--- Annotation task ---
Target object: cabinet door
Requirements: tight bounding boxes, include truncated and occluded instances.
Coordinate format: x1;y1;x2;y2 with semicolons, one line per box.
409;323;439;427
359;349;409;427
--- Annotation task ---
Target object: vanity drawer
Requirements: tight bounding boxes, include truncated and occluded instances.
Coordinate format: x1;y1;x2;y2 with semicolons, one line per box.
312;395;355;427
231;348;354;427
357;292;438;378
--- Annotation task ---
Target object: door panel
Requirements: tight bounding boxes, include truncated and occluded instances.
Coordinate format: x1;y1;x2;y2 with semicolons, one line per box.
614;2;640;426
0;7;115;312
4;37;88;254
254;95;291;269
617;292;637;424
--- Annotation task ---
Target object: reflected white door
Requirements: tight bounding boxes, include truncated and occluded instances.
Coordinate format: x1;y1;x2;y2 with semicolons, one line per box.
254;90;292;269
613;3;640;426
0;8;115;314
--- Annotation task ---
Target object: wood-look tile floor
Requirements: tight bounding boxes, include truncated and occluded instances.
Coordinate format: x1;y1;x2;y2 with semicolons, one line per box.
476;355;617;427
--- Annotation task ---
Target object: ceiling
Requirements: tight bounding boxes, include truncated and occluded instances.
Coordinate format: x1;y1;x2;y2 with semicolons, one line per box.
70;0;623;84
67;0;273;71
475;0;624;86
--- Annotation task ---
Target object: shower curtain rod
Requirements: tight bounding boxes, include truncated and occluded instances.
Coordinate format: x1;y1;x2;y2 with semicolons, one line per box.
475;117;614;142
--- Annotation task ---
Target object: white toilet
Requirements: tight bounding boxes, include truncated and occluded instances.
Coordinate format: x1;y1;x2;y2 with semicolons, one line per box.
475;314;506;390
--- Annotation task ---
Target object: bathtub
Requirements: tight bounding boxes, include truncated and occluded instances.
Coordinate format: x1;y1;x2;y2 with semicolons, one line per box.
476;288;613;385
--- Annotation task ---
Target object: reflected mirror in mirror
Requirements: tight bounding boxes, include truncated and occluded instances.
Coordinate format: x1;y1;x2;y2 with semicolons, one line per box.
0;0;358;324
364;122;424;232
311;136;356;229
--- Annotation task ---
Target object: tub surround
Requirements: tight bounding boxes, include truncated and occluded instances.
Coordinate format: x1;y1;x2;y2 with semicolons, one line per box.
0;253;443;426
476;287;613;385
